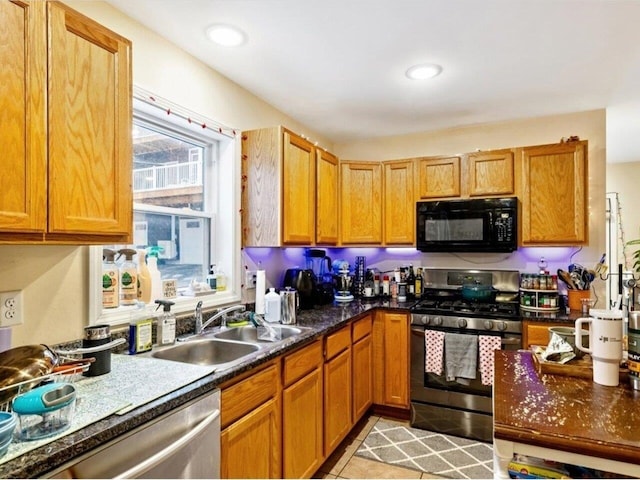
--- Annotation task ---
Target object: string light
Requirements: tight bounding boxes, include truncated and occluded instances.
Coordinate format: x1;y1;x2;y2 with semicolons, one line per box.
134;86;237;138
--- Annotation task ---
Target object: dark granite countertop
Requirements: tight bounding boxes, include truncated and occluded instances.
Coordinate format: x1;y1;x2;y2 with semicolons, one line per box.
0;298;411;479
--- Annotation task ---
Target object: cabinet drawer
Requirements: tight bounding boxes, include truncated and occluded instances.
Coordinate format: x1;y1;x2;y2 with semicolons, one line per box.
283;339;323;387
352;315;372;343
221;363;278;428
325;325;351;360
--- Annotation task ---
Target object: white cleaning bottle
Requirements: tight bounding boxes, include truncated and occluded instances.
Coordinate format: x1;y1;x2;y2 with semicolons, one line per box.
148;253;163;302
137;249;151;304
264;288;281;323
119;248;138;306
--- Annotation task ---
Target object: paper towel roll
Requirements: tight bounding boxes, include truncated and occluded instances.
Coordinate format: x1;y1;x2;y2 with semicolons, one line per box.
255;270;266;314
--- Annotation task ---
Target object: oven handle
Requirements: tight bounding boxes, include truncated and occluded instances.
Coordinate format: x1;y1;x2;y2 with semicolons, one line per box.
411;327;520;347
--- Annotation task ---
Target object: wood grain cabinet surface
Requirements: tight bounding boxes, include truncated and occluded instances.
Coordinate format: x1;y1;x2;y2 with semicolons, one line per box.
373;310;410;408
282;340;324;479
352;314;373;422
383;160;415;245
520;141;588;245
242;126;339;246
416;156;461;199
340;161;382;245
0;1;132;244
467;150;515;197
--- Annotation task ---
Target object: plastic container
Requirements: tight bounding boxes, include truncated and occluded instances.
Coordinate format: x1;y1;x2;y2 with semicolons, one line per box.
137;249;151;304
102;249;119;308
129;304;153;354
13;383;76;440
215;267;227;292
206;264;217;291
264;288;281;323
155;300;176;346
118;249;138;306
148;254;163;302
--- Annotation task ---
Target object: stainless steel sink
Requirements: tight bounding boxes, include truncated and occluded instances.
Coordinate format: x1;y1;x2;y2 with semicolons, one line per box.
212;325;305;343
151;338;260;368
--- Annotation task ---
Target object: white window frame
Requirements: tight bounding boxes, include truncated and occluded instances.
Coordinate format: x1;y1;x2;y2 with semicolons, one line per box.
88;90;242;326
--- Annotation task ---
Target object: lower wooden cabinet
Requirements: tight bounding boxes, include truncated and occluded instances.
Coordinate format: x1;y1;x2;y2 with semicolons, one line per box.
352;315;373;421
282;340;324;478
373;310;410;408
323;326;353;454
220;363;281;478
221;397;280;479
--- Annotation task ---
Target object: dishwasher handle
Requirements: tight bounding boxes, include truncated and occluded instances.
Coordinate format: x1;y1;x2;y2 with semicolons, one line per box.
113;407;220;479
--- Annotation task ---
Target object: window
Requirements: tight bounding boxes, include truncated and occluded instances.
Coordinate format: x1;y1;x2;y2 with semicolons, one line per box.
89;91;241;326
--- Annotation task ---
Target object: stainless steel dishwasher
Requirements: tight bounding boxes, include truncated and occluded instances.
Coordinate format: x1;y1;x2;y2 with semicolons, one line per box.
47;389;220;479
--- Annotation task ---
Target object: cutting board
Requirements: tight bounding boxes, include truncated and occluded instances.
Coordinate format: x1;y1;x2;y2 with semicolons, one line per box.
530;346;629;381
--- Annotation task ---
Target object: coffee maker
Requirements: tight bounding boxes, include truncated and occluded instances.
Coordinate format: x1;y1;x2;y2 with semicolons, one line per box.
304;249;334;305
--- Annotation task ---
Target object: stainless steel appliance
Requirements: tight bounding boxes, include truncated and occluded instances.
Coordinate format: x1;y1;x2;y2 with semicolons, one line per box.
410;268;521;442
416;197;517;252
304;249;334;304
46;389;221;478
282;268;316;309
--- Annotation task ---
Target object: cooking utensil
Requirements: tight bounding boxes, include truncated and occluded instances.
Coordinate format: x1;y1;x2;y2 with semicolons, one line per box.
13;383;76;440
460;283;496;302
557;269;575;289
0;345;58;404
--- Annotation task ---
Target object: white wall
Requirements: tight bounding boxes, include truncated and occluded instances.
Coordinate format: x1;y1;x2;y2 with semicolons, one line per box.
606;161;640;270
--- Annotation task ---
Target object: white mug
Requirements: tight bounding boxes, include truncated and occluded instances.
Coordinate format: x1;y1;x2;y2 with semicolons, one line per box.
575;309;623;386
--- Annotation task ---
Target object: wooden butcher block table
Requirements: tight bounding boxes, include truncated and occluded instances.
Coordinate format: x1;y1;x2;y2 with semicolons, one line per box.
492;350;640;479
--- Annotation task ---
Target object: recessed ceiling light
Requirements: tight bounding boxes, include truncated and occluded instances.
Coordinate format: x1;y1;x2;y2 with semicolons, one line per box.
206;24;246;47
405;63;443;80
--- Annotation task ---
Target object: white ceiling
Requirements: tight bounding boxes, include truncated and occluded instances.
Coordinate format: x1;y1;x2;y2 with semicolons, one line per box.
107;0;640;163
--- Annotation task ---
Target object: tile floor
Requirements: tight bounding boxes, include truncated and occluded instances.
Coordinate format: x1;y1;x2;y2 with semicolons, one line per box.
314;416;493;479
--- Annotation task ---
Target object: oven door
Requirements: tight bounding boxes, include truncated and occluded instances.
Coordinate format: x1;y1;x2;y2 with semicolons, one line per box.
410;325;520;410
409;325;520;441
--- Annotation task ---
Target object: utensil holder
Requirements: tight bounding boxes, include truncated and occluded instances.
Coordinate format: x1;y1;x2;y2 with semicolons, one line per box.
568;289;590;311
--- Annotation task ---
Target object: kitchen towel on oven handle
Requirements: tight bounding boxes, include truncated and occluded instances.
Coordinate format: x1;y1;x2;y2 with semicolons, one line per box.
444;333;478;384
478;335;502;386
424;329;445;375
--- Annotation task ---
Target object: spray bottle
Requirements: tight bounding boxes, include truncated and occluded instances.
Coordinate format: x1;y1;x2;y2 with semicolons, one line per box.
102;248;119;308
118;248;138;306
137;249;151;304
155;299;176;346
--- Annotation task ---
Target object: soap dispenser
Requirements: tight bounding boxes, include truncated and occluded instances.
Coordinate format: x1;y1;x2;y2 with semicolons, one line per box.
102;248;119;309
155;299;176;346
137;249;151;304
118;248;138;306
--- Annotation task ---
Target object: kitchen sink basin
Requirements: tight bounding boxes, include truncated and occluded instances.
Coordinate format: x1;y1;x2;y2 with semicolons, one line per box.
151;338;260;368
212;325;306;343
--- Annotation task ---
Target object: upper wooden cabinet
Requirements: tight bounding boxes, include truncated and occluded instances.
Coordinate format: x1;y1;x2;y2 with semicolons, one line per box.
383;160;415;245
467;150;515;197
316;149;339;245
242;126;339;246
340;161;382;245
519;141;588;245
416;156;461;199
0;1;132;244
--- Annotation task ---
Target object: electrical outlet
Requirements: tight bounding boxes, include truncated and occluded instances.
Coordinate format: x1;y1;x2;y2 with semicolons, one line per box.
0;290;23;327
245;270;257;289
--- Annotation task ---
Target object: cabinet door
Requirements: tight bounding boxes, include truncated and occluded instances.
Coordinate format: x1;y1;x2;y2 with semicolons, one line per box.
523;321;574;350
221;397;281;479
324;347;352;454
521;141;587;245
282;131;315;244
383;160;415;245
383;312;410;408
352;334;373;422
316;149;339;245
416;156;461;199
468;150;514;196
340;161;382;244
0;0;46;235
48;2;132;241
282;368;323;478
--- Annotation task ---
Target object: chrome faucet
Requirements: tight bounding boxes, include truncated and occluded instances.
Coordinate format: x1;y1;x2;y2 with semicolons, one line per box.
197;304;245;335
194;301;203;334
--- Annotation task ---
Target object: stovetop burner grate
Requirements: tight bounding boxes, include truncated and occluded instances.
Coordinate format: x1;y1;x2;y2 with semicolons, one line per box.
411;296;519;319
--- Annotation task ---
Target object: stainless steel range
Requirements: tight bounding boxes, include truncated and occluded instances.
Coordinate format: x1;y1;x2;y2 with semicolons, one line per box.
410;268;521;442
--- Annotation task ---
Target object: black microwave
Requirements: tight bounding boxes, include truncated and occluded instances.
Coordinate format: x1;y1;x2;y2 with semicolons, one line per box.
416;197;517;252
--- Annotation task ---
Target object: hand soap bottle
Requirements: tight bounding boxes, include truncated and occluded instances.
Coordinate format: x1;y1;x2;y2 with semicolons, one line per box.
148;253;163;302
118;248;138;306
102;248;119;308
155;299;176;346
137;249;151;304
